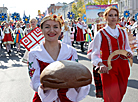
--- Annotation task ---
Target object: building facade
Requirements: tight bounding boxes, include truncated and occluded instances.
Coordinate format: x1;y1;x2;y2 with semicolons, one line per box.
48;2;64;14
0;7;8;13
114;0;138;17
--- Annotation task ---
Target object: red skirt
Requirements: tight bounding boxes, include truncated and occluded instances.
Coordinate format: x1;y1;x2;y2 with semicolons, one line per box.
101;58;130;102
76;27;84;42
3;33;14;44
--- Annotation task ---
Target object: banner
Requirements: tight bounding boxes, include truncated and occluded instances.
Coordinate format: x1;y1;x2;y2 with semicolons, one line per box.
86;4;118;24
20;27;44;51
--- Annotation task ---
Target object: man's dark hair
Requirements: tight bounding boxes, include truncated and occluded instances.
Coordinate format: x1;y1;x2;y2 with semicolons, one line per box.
78;17;81;21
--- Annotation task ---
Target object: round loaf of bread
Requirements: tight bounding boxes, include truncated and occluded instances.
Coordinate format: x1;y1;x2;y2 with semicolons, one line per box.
40;60;92;88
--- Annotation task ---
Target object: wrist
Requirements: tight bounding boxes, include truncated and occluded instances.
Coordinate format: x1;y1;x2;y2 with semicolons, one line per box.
98;62;105;67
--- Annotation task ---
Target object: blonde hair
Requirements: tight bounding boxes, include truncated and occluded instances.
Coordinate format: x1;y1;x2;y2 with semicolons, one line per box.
103;6;119;20
16;22;20;27
30;18;38;23
64;20;69;31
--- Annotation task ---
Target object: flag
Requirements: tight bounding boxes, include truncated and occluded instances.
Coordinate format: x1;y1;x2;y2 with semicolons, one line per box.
20;27;45;51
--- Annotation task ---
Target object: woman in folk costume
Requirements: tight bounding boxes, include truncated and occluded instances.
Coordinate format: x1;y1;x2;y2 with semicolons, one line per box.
14;22;24;53
22;18;38;63
62;20;71;45
23;23;31;36
127;18;138;59
3;22;14;55
135;15;138;60
69;22;75;46
28;14;90;102
0;27;4;50
85;26;93;44
76;18;87;52
91;6;133;102
120;17;126;27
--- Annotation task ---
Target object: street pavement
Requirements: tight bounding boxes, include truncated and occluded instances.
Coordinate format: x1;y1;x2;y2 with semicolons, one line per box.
0;44;138;102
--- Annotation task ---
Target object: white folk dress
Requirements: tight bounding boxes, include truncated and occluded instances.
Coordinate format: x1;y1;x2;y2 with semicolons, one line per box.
0;28;4;43
62;26;71;45
23;28;31;36
28;41;90;102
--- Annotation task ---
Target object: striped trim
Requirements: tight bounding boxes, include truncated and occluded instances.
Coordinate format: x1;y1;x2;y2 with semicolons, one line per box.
3;41;14;44
102;56;120;61
16;34;19;43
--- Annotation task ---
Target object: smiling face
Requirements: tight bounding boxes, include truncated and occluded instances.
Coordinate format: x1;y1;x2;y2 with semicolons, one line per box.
106;9;119;28
30;19;37;29
41;20;61;42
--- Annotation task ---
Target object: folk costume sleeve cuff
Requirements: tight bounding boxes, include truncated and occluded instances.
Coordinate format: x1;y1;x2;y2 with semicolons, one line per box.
66;85;90;102
38;86;58;102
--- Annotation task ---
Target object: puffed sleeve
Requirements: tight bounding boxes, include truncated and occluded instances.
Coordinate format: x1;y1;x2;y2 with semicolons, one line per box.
91;31;102;66
9;28;13;34
23;28;26;35
70;27;75;34
20;28;24;34
124;29;133;54
87;41;93;59
77;23;83;29
28;51;41;92
71;48;78;62
0;29;4;39
13;29;16;34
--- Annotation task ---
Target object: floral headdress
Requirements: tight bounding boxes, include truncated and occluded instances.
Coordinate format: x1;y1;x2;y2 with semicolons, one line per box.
40;14;64;28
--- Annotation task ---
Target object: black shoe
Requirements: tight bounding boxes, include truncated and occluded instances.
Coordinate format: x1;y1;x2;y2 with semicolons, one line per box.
82;50;85;52
8;51;10;56
9;50;11;53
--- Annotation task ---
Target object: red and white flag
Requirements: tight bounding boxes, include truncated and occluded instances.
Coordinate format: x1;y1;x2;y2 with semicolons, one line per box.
20;27;44;51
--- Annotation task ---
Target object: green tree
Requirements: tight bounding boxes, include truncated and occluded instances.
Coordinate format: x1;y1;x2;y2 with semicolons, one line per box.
93;0;107;5
71;0;86;19
86;2;98;5
93;0;118;5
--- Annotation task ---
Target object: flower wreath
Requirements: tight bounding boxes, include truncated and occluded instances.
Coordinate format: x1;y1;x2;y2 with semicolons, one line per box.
40;14;64;27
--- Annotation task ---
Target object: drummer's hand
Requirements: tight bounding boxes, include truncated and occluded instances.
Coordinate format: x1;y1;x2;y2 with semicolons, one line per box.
127;52;133;59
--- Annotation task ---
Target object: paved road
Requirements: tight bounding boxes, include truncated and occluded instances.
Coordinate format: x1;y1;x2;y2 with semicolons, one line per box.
0;44;138;102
